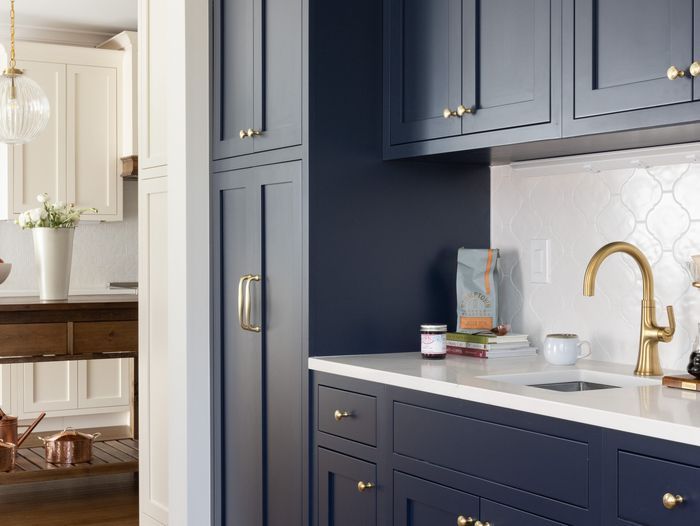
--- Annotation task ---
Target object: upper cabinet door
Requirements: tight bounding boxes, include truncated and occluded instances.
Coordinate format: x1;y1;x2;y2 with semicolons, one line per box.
572;0;693;118
10;60;67;214
66;64;119;217
462;0;552;134
388;0;463;144
212;0;256;159
253;0;302;153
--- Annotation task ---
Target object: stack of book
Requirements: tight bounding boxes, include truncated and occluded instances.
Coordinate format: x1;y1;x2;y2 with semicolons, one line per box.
446;332;537;358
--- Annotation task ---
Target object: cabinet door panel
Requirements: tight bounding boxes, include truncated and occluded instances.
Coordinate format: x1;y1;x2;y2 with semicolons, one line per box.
318;448;376;526
480;499;566;526
254;0;302;152
11;60;66;214
215;175;261;526
463;0;551;133
212;0;255;159
77;358;129;409
21;362;77;414
394;472;479;526
573;0;693;118
259;163;303;526
66;65;119;216
388;0;462;144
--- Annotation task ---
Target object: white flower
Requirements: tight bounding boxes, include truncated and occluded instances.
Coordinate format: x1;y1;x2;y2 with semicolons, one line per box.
17;212;29;227
36;193;49;204
29;208;43;223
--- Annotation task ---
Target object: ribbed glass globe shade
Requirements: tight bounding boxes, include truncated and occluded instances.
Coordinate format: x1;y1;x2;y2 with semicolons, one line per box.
0;73;50;144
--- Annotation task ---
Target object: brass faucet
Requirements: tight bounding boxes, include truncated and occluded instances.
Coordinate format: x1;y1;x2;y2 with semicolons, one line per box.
583;241;675;376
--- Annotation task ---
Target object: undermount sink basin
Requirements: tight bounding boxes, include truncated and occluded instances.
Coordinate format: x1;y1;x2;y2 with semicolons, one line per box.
477;369;661;392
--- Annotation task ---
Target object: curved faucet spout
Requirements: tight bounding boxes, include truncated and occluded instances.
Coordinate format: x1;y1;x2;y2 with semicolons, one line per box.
582;242;654;301
582;241;674;376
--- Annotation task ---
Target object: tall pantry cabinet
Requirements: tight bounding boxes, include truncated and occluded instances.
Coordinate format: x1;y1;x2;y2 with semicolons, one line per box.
211;0;490;525
138;0;170;524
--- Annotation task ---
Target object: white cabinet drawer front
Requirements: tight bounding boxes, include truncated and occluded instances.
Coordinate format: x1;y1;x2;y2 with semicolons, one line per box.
78;358;129;409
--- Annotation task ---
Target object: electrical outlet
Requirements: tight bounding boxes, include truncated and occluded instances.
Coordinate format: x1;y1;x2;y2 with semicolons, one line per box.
530;239;550;284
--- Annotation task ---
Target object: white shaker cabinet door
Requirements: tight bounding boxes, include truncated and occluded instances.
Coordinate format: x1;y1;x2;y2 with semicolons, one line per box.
77;358;130;409
10;60;67;214
66;64;119;218
19;361;78;415
0;365;10;411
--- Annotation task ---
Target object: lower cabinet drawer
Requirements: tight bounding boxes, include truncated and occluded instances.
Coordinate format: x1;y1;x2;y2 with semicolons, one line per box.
318;448;376;526
618;451;699;526
318;385;377;446
480;499;566;526
394;472;479;526
73;321;138;354
0;323;67;356
393;402;590;507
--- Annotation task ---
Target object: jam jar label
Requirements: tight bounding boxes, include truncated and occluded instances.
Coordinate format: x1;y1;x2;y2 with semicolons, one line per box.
421;333;446;355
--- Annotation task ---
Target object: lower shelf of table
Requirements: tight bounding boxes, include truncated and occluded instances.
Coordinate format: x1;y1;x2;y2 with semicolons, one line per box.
0;438;139;485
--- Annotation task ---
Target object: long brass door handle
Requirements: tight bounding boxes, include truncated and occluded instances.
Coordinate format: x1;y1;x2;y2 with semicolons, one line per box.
244;274;262;333
238;275;252;330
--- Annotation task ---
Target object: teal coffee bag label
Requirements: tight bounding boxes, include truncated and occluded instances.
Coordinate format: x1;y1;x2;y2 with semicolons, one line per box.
456;248;499;333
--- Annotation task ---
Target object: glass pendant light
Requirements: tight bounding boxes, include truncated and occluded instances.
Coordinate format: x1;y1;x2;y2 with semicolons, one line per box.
0;0;49;144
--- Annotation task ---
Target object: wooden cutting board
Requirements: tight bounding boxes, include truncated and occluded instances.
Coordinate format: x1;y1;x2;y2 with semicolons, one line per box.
662;375;700;391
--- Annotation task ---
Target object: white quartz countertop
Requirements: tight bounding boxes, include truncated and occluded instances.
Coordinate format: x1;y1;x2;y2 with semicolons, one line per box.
309;353;700;447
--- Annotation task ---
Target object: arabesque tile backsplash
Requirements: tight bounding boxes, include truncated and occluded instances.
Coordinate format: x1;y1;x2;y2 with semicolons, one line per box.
491;160;700;371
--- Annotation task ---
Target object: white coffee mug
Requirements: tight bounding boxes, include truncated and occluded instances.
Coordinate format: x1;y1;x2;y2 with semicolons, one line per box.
543;334;591;365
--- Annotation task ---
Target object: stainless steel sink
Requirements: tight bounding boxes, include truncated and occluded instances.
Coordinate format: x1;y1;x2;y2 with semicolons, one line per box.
528;380;620;392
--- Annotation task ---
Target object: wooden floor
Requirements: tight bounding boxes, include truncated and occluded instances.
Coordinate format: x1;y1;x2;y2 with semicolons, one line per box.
0;473;138;526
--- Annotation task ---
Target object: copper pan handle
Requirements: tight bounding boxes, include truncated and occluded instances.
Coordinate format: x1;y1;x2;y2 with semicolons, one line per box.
90;432;102;441
15;412;45;448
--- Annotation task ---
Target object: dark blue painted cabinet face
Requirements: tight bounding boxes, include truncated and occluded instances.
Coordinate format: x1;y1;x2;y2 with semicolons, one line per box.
318;448;377;526
213;162;303;526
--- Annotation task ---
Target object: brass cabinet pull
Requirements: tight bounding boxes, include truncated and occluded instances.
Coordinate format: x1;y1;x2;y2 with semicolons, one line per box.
246;128;262;137
357;481;375;492
457;516;475;526
667;65;687;80
333;410;352;421
243;274;262;333
662;493;684;509
238;275;252;329
690;61;700;77
443;104;475;119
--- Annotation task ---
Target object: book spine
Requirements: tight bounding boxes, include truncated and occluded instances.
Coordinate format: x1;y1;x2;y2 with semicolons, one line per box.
446;333;491;344
446;346;487;358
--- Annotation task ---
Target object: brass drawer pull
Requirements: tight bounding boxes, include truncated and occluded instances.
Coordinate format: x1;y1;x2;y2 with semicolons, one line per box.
667;65;687;80
357;481;375;492
662;493;684;509
243;275;262;333
333;409;352;421
457;516;475;526
443;104;475;119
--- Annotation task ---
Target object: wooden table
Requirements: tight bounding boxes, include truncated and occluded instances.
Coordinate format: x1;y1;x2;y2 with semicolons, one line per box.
0;295;139;484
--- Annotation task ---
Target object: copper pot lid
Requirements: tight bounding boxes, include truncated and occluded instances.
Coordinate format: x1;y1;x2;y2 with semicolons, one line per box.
41;427;97;444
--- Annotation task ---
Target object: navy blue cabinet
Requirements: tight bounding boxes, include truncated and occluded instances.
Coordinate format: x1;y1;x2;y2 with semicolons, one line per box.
563;0;700;136
212;0;302;160
212;161;303;526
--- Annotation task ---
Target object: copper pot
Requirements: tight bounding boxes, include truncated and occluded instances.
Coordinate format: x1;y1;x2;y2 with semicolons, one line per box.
0;408;46;445
40;428;101;464
0;412;45;472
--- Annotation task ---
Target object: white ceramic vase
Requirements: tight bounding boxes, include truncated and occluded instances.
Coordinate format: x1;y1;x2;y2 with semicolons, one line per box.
32;227;74;301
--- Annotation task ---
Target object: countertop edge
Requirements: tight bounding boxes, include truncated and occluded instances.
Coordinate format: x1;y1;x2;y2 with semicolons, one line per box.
309;357;700;447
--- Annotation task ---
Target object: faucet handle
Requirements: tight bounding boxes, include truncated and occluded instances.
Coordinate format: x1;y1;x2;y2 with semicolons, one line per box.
658;305;676;342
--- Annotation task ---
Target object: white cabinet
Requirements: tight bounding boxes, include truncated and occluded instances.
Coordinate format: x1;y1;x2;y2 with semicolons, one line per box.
11;359;129;419
0;41;128;221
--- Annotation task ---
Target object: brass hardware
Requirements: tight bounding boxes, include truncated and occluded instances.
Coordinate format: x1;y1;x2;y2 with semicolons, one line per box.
239;129;249;140
662;493;684;509
238;275;252;330
246;128;262;137
474;522;490;526
667;65;687;80
443;104;475;119
334;410;352;421
457;516;475;526
691;61;700;77
357;481;375;492
583;242;675;376
694;282;700;288
243;274;262;333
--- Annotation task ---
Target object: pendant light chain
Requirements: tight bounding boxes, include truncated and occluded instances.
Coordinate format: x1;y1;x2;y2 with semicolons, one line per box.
9;0;14;70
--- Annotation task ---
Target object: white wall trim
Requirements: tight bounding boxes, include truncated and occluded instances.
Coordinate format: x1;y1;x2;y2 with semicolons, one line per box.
0;24;116;48
167;0;211;524
508;142;700;177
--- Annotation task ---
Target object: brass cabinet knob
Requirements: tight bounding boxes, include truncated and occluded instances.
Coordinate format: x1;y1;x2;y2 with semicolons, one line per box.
333;409;352;421
662;493;684;509
690;61;700;77
667;65;687;80
246;128;262;137
474;522;490;526
443;104;475;119
357;481;375;492
239;129;249;139
457;516;475;526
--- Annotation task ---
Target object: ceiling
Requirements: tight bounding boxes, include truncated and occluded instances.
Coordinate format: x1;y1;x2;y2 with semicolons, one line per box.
0;0;137;35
